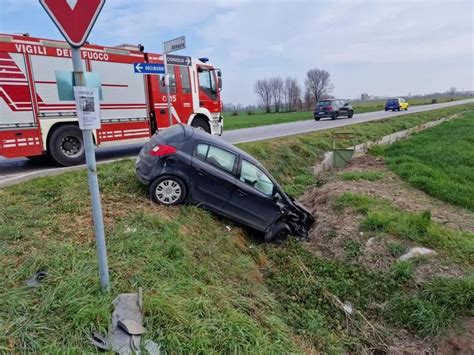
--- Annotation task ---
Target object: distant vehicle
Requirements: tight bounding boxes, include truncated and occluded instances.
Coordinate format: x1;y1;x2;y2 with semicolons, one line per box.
385;98;409;111
136;125;314;242
0;33;223;166
314;99;354;121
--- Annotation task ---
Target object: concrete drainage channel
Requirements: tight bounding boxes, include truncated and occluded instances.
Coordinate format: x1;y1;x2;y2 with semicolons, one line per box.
313;114;459;176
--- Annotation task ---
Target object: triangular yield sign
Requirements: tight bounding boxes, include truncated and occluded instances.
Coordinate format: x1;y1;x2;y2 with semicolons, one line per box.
39;0;106;47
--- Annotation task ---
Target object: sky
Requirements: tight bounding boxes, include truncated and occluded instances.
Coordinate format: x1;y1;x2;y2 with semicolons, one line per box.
1;0;473;105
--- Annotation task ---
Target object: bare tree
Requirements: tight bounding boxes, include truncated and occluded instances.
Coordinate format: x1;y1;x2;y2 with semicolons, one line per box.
448;87;457;95
254;79;272;113
303;88;315;111
284;77;301;112
269;76;284;112
305;68;334;104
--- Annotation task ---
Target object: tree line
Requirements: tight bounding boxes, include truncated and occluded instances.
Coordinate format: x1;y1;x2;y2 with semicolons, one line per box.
254;68;334;113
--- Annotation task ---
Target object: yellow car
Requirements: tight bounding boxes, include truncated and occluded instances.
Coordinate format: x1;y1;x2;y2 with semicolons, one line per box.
385;98;409;111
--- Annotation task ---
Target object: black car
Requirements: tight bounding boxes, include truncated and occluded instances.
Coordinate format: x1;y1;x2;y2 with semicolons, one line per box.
136;125;314;242
314;99;354;120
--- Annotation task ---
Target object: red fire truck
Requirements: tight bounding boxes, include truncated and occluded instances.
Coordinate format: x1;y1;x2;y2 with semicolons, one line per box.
0;33;223;166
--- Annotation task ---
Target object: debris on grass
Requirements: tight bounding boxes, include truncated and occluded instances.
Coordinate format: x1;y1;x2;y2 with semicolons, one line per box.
399;247;437;261
25;270;48;287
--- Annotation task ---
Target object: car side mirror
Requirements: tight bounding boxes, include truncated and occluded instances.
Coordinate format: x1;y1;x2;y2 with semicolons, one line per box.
344;102;349;106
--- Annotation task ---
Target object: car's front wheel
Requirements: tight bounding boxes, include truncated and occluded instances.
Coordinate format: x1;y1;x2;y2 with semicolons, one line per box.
149;175;187;206
264;221;291;243
331;112;338;120
348;111;354;118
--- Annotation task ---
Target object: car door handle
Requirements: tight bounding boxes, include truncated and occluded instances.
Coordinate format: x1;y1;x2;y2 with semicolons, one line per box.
236;189;247;197
196;169;207;177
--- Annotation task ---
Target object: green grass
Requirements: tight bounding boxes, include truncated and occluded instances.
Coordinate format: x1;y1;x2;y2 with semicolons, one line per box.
224;95;472;130
386;276;474;336
339;170;384;181
383;111;474;211
224;111;314;130
335;192;474;266
0;165;300;353
1;105;473;353
387;242;407;257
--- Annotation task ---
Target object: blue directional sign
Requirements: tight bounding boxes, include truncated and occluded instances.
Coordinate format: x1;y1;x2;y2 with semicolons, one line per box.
133;62;165;75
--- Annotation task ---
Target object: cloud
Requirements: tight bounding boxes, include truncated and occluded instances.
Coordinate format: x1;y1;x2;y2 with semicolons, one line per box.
1;0;472;104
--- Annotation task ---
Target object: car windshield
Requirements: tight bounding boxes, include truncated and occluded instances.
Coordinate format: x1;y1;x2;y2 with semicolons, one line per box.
317;100;333;107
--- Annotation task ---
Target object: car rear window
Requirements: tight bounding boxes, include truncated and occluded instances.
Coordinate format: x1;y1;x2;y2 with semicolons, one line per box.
317;100;332;107
157;125;185;141
387;99;398;105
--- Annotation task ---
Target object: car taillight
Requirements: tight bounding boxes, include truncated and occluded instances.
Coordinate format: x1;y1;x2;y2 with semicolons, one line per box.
327;106;333;111
149;144;177;157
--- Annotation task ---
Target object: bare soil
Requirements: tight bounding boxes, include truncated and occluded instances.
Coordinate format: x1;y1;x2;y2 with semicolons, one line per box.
299;154;474;353
301;154;474;276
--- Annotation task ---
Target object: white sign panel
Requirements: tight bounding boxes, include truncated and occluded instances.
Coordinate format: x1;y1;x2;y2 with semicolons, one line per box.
164;36;186;53
74;86;101;130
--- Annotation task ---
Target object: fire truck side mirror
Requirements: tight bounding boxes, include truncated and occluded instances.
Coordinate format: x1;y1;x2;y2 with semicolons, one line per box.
216;69;222;90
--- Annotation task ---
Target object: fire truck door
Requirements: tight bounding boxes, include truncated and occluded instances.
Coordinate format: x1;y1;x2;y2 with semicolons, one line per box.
175;65;193;125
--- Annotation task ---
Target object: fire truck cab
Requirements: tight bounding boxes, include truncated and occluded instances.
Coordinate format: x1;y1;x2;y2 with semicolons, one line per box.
0;33;223;166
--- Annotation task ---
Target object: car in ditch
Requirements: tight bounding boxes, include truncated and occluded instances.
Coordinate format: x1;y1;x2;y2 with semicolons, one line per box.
135;125;314;242
314;99;354;121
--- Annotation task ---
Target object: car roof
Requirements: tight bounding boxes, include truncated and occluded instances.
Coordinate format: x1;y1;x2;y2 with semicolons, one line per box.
188;126;262;166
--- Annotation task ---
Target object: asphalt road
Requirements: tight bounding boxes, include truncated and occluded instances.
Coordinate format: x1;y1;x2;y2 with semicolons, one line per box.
1;98;472;187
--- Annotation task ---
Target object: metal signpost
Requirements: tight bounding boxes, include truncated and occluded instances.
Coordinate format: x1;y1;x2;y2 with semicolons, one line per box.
40;0;110;291
163;36;186;126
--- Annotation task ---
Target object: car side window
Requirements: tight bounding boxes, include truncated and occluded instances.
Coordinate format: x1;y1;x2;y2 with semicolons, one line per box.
196;143;209;161
240;160;274;196
195;143;236;173
207;146;236;173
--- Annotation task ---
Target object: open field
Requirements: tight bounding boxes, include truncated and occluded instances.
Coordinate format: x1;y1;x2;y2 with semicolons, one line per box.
224;95;473;130
1;105;473;353
380;112;474;211
239;104;473;195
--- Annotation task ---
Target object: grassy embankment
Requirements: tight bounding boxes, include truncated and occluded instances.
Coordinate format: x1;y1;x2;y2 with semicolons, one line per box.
379;115;474;211
1;104;473;353
224;95;472;130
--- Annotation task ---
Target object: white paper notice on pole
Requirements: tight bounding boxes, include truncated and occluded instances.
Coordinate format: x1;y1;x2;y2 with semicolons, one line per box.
74;86;101;130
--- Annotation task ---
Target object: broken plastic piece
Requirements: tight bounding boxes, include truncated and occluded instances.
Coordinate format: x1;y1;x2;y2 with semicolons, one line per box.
144;340;161;355
26;270;48;287
109;292;144;354
89;331;109;351
118;319;147;335
342;302;353;315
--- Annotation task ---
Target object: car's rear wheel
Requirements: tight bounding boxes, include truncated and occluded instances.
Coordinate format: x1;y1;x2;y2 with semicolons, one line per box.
264;221;291;243
191;117;211;134
149;175;187;206
331;112;338;120
314;117;320;121
348;111;354;118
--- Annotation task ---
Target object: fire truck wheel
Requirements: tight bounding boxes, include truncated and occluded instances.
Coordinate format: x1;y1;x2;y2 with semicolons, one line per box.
191;117;211;133
48;124;85;167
